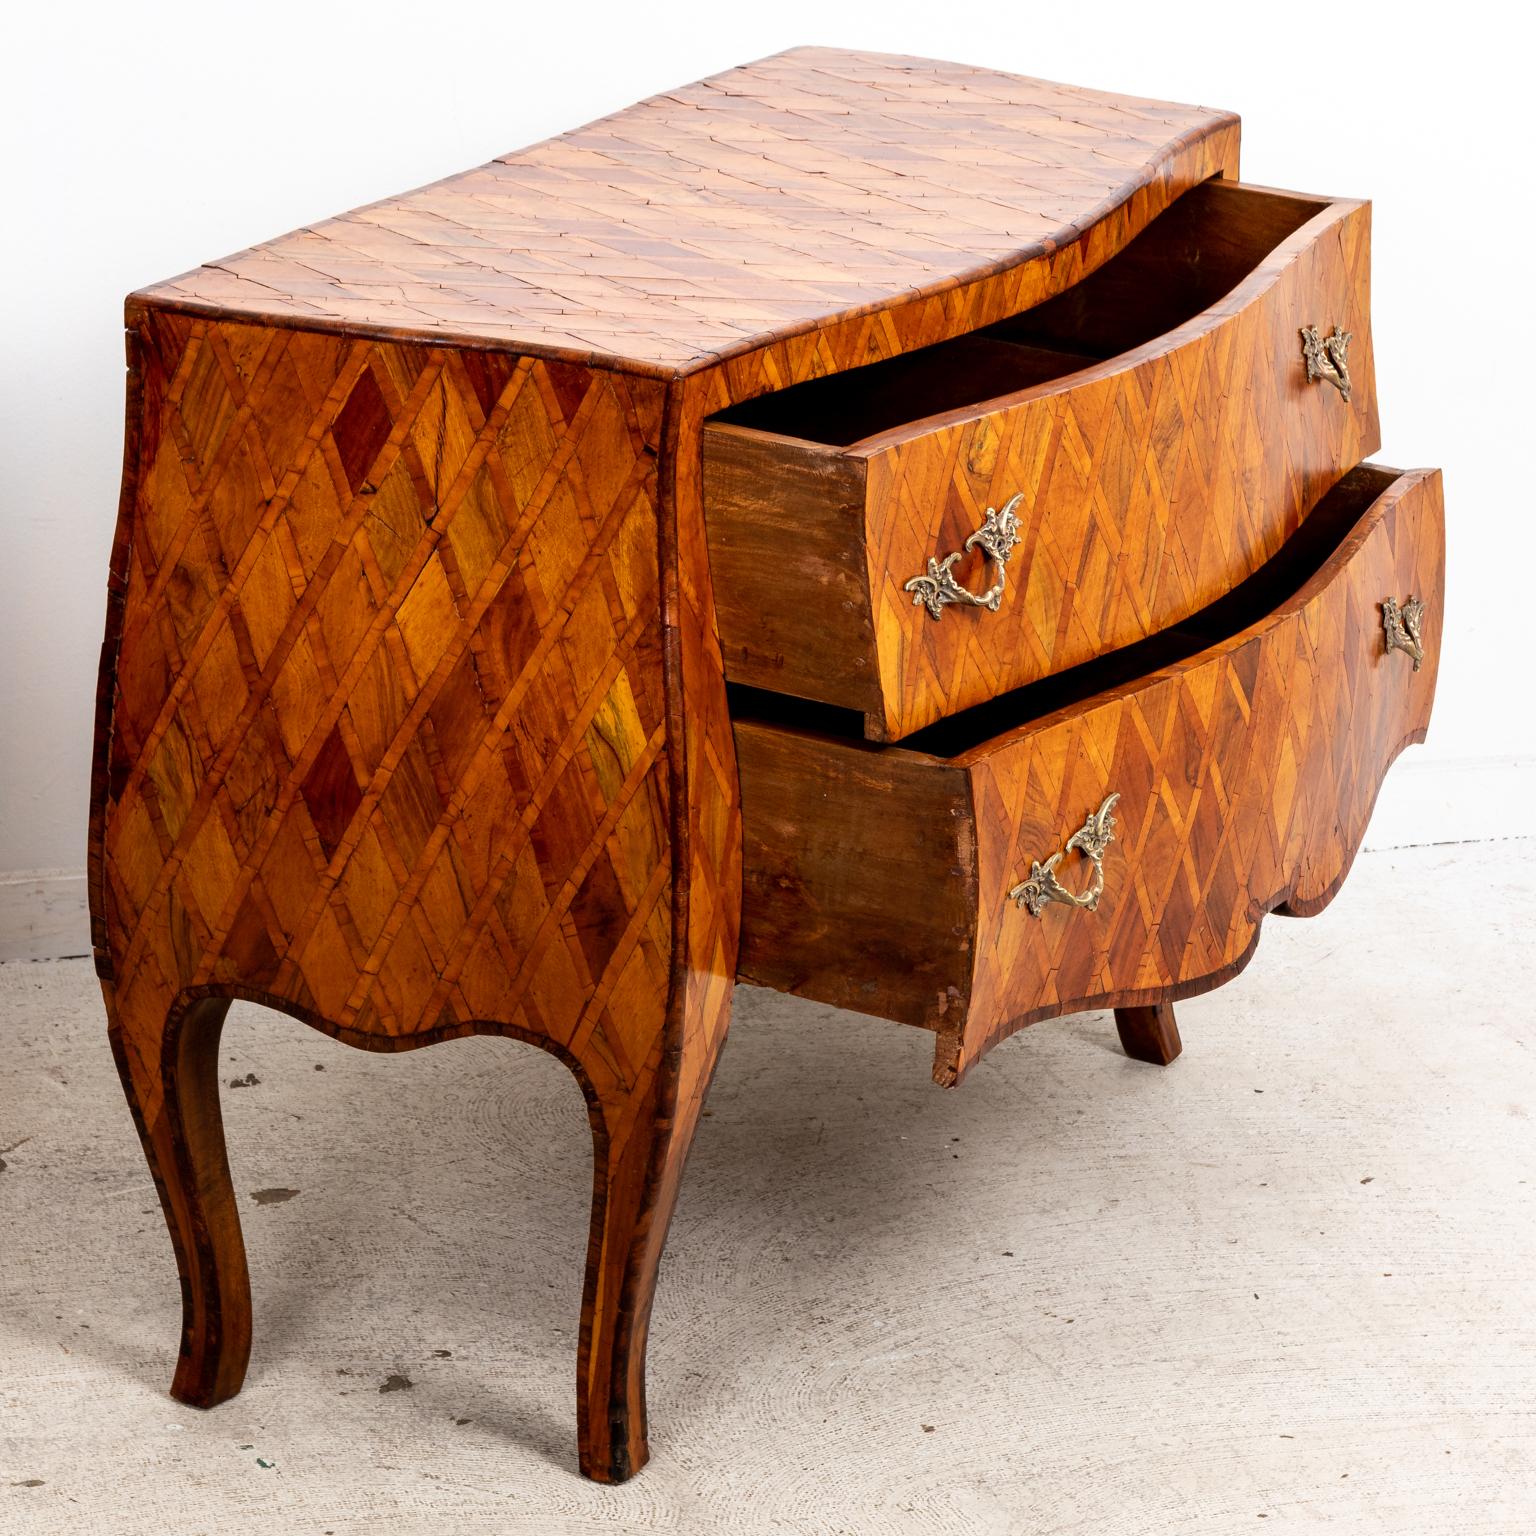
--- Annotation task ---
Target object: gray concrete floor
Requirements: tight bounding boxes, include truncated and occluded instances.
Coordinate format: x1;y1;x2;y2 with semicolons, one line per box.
2;841;1534;1534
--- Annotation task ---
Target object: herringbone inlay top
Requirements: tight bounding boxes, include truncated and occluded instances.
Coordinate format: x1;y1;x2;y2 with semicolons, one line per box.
136;48;1236;368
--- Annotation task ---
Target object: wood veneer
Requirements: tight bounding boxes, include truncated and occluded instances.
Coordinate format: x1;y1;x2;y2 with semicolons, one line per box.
705;181;1378;739
135;50;1238;368
90;47;1435;1484
96;322;684;1480
1114;1004;1183;1066
735;464;1444;1084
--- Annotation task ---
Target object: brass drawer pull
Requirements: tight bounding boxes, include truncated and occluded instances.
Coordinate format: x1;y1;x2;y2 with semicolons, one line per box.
1382;594;1426;670
1009;793;1119;918
1300;324;1353;401
903;494;1023;620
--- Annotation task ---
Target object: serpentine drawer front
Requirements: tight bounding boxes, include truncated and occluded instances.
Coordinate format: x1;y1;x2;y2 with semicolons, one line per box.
735;464;1444;1086
92;48;1440;1483
704;180;1379;741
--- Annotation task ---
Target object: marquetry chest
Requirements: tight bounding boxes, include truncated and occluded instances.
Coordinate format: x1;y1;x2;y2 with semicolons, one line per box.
91;48;1442;1481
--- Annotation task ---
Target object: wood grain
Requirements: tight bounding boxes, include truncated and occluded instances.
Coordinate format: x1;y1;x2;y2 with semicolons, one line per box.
705;183;1378;740
134;48;1238;371
702;430;879;713
735;723;972;1028
92;46;1434;1485
1114;1003;1183;1065
91;314;721;1481
734;465;1444;1084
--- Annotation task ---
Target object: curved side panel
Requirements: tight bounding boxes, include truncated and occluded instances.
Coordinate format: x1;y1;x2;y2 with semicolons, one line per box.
88;312;730;1481
947;467;1444;1085
93;316;672;1057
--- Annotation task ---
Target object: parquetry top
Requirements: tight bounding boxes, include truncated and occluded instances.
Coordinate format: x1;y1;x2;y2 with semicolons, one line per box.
133;47;1236;373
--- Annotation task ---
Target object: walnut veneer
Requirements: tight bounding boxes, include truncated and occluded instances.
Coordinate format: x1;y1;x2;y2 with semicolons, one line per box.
90;48;1440;1482
705;180;1379;739
735;464;1443;1083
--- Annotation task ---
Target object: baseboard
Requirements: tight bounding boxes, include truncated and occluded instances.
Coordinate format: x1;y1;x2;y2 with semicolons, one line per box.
1363;756;1536;851
1;758;1528;962
0;870;90;963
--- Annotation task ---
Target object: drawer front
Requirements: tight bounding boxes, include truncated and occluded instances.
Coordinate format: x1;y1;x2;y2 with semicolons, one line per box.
955;463;1440;1082
736;464;1443;1084
707;184;1379;742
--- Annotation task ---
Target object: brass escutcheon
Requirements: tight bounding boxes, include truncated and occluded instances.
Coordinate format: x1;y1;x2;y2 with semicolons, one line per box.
904;494;1023;621
1300;324;1353;402
1382;594;1426;671
1008;793;1120;918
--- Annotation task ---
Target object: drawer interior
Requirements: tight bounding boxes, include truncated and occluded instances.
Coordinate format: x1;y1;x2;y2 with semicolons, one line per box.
712;180;1327;449
728;463;1399;757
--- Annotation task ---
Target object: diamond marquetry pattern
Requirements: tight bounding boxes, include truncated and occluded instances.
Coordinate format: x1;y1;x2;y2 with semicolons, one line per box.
96;315;671;1110
863;199;1378;741
87;49;1302;1483
944;469;1443;1084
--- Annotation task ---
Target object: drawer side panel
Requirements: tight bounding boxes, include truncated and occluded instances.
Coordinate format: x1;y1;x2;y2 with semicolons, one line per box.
736;723;975;1029
702;427;880;711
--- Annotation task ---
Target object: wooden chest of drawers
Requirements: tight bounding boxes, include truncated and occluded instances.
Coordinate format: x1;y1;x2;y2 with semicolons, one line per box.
91;48;1442;1481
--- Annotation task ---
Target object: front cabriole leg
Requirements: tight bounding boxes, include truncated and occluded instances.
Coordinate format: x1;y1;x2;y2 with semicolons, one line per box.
573;1033;712;1481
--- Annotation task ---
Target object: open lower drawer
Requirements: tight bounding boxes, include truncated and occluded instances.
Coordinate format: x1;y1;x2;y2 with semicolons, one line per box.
705;179;1379;741
733;463;1443;1086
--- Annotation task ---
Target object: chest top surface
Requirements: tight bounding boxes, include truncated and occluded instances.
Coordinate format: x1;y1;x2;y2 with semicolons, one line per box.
133;47;1236;374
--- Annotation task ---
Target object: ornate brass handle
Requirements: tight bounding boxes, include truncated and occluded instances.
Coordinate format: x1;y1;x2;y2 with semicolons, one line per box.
903;494;1023;621
1299;324;1353;402
1382;595;1426;671
1008;794;1119;918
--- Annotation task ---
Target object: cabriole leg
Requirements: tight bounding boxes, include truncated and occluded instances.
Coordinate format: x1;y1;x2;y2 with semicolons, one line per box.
1114;1003;1183;1065
107;990;251;1407
576;1056;708;1483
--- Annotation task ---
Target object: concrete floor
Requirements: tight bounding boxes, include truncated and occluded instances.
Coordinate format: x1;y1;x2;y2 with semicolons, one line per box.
2;840;1534;1534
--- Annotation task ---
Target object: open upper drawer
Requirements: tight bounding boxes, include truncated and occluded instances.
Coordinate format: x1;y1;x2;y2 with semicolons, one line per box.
703;180;1379;741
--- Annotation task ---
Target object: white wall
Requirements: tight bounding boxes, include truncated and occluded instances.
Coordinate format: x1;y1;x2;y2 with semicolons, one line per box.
2;0;1527;957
